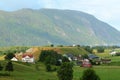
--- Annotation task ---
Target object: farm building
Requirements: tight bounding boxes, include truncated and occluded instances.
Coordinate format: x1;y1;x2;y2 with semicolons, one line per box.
88;54;101;65
22;53;34;63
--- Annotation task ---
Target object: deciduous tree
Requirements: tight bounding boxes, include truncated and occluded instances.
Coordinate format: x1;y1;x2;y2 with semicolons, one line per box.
80;68;100;80
57;62;73;80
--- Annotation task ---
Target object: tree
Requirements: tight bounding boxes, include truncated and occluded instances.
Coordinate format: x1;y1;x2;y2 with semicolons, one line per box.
82;54;88;59
57;45;63;47
5;53;15;60
62;57;70;62
76;45;80;47
5;61;14;72
45;56;56;65
97;47;104;53
57;62;73;80
50;44;54;47
83;46;93;53
80;68;100;80
39;50;62;65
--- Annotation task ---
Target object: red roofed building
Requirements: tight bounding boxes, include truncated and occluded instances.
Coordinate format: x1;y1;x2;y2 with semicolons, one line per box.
22;53;34;63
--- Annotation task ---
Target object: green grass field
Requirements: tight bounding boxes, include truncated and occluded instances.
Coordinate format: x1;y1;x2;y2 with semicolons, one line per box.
0;61;120;80
74;66;120;80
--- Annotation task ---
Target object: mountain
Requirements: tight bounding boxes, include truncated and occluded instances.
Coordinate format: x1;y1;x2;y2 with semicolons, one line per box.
0;8;120;46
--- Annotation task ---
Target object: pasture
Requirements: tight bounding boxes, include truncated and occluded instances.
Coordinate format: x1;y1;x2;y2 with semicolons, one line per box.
0;61;120;80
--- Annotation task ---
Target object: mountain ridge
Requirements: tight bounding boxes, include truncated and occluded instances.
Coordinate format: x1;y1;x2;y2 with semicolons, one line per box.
0;8;120;46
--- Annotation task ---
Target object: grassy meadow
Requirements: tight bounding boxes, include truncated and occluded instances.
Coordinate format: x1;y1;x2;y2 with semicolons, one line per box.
0;61;120;80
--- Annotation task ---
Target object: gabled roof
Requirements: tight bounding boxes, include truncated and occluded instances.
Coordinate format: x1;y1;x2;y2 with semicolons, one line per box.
11;57;18;61
22;53;33;58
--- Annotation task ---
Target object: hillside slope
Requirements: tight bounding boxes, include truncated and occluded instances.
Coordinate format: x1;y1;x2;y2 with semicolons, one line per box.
0;9;120;46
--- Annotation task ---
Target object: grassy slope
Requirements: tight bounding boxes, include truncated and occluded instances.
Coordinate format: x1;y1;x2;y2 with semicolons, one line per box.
38;47;88;54
59;47;88;55
74;66;120;80
24;47;88;61
0;46;88;61
0;61;57;80
1;61;120;80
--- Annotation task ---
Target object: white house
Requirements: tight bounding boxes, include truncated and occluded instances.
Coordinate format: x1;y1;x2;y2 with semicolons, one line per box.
11;57;18;61
22;53;34;63
110;51;116;56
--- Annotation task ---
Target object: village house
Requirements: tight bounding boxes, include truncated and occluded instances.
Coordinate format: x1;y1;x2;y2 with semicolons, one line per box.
81;59;92;67
22;53;34;63
63;53;77;61
11;57;18;61
88;54;101;65
109;51;116;56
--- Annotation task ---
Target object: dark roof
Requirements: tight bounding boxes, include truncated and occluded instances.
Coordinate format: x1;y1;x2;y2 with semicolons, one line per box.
66;53;74;58
88;54;99;59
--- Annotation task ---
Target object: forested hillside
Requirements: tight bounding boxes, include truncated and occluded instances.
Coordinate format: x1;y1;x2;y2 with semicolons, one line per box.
0;9;120;46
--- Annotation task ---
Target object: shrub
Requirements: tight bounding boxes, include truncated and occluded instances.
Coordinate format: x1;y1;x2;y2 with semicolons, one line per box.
80;68;100;80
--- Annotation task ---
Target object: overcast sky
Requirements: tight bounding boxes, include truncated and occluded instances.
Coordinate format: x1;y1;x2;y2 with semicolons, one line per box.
0;0;120;31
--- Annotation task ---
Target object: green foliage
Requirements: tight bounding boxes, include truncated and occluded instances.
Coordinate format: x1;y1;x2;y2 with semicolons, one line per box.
83;46;93;53
50;44;54;47
62;56;70;62
0;72;10;76
39;50;62;65
76;45;81;47
5;53;15;60
5;61;14;72
80;68;100;80
57;62;73;80
97;47;104;53
45;55;56;65
82;54;89;59
57;45;63;47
